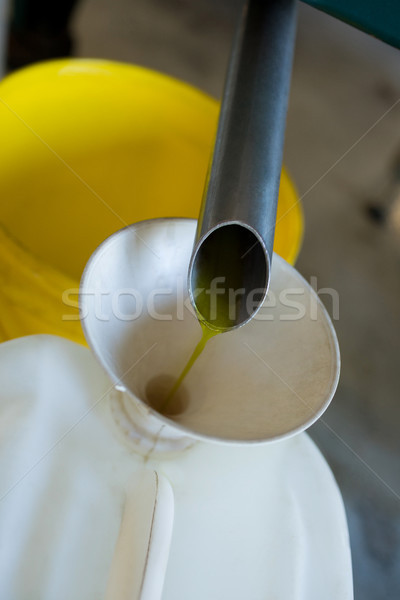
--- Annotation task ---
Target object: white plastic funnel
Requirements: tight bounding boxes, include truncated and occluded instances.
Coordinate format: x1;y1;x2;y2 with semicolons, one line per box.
80;218;340;448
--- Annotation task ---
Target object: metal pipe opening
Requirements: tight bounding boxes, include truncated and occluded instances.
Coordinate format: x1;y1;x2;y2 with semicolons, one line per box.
189;222;269;330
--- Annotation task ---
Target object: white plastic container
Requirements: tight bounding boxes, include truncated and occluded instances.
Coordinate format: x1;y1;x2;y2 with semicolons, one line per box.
0;335;352;599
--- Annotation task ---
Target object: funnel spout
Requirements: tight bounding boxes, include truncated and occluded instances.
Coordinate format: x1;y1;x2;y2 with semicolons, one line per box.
189;0;297;330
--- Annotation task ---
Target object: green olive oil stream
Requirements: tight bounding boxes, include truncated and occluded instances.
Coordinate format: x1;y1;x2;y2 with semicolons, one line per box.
158;321;219;414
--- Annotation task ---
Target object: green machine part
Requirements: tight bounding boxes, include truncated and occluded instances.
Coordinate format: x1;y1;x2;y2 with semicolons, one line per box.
303;0;400;49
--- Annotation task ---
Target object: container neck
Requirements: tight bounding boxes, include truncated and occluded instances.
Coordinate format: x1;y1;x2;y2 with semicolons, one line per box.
109;387;196;458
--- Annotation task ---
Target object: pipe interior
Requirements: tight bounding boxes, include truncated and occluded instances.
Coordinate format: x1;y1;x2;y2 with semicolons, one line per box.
190;223;269;330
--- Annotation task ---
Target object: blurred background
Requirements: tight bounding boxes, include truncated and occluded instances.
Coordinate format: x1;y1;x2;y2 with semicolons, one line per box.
1;0;400;598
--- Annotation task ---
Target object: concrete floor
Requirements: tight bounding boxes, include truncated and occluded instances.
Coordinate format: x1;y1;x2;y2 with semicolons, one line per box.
73;1;400;597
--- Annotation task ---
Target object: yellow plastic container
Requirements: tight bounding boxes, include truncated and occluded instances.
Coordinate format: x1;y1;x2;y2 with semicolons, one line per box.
0;59;303;344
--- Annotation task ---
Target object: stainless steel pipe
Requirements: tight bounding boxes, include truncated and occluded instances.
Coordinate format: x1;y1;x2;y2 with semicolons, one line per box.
188;0;297;331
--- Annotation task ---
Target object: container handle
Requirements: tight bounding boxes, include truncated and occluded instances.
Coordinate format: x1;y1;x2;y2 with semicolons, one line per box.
105;470;174;600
